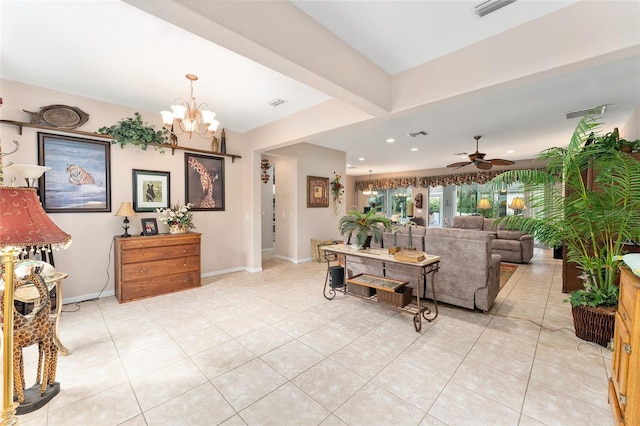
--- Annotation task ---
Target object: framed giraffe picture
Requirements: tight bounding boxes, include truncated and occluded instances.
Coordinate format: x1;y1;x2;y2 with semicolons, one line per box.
184;153;225;211
132;169;170;212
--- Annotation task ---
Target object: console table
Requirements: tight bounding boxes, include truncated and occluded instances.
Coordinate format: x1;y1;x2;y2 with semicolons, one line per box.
321;244;441;332
114;233;201;303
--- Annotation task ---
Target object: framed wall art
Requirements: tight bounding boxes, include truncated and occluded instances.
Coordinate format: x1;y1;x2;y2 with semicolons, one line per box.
37;132;111;213
307;176;329;208
141;218;158;236
184;153;224;211
132;169;170;212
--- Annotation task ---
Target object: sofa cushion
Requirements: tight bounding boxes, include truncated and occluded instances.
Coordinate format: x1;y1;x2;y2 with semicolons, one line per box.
482;218;501;231
497;229;526;240
492;238;521;252
452;215;484;230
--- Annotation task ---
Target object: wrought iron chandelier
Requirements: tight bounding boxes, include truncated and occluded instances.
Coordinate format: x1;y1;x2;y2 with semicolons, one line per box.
161;74;220;139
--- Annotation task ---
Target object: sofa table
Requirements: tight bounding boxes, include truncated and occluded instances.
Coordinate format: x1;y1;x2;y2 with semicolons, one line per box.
320;244;441;332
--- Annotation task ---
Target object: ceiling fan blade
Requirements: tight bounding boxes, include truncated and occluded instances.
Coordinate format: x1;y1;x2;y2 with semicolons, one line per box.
489;159;516;165
447;161;472;168
476;162;493;170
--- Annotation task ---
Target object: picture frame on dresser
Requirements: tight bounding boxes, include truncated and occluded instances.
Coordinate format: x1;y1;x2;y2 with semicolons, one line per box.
185;153;224;211
132;169;170;212
37;132;111;213
141;218;158;236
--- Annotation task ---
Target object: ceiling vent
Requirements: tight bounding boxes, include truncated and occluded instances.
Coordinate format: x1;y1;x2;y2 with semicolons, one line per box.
474;0;516;17
565;104;608;120
407;131;428;138
267;98;287;107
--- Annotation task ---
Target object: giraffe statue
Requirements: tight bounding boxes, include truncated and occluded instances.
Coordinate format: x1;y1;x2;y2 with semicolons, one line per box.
0;266;57;403
188;157;218;208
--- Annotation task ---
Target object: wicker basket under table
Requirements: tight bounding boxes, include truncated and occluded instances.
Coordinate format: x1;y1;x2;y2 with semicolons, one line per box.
346;273;411;307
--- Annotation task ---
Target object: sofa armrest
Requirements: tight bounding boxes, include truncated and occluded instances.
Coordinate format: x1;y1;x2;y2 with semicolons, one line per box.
519;234;533;242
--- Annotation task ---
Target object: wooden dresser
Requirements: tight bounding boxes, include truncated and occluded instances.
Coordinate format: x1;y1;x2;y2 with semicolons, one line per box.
114;233;201;303
610;266;640;424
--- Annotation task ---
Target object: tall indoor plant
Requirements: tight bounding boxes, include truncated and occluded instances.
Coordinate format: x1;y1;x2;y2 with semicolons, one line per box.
339;208;391;249
492;113;640;345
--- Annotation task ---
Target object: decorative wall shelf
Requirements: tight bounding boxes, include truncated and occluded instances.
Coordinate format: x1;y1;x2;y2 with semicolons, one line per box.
0;120;241;162
0;119;114;139
148;143;242;162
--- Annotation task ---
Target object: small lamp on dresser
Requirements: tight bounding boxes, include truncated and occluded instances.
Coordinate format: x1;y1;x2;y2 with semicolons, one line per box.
115;202;136;237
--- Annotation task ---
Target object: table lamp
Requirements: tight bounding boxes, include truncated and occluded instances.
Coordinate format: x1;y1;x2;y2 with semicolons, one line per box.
115;202;136;237
0;187;72;424
509;197;525;215
477;198;491;217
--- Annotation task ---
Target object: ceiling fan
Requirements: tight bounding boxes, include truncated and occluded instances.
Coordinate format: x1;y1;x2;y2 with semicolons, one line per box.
447;135;515;170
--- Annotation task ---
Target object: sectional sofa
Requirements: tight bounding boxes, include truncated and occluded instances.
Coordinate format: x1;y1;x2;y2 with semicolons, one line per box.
343;223;501;311
451;215;534;263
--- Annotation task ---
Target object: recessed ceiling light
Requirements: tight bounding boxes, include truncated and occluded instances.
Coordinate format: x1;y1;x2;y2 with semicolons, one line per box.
359;157;365;161
410;148;418;152
347;164;355;169
506;150;515;154
386;138;395;143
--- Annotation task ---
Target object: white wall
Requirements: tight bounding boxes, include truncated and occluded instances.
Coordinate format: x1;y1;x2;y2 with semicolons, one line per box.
267;143;345;262
1;79;250;302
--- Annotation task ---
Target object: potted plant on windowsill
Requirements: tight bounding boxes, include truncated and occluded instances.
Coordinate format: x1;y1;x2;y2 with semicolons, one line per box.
491;112;640;347
338;208;391;249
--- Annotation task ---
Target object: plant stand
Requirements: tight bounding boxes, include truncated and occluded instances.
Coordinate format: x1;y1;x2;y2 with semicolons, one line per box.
571;305;616;347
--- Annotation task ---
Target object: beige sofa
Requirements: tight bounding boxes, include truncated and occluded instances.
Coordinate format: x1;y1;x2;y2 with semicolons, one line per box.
343;225;501;311
451;216;534;264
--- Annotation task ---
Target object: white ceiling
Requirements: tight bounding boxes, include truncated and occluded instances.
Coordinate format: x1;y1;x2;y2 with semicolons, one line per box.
1;0;639;176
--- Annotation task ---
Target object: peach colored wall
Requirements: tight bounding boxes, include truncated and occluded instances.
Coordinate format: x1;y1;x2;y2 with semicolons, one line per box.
1;79;250;302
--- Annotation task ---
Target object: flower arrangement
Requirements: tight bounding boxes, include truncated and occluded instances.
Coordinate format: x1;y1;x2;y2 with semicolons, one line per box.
330;172;344;214
156;202;195;230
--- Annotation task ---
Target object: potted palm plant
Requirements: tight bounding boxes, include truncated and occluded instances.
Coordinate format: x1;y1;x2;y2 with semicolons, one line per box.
339;208;391;249
491;113;640;346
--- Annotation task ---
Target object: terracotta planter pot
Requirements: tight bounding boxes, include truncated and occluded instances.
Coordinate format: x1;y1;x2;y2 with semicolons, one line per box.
571;304;616;347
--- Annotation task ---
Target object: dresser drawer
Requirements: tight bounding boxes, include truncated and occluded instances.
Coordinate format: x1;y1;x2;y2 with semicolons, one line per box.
119;270;200;302
118;234;200;250
121;256;200;281
619;270;637;326
120;243;199;263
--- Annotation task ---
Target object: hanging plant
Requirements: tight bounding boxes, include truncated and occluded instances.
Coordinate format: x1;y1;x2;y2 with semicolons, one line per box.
98;112;169;152
330;171;344;214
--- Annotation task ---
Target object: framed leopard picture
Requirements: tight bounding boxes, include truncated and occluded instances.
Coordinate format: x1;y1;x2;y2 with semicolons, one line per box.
37;132;111;213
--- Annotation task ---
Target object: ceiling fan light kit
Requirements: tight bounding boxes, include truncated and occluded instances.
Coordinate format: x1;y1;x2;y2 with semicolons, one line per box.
446;135;515;170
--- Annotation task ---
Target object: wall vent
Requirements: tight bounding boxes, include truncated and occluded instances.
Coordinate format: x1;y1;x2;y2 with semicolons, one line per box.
267;98;287;107
474;0;516;17
565;105;607;120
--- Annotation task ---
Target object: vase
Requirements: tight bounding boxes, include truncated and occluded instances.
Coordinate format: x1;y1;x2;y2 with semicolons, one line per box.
169;224;187;234
356;233;372;249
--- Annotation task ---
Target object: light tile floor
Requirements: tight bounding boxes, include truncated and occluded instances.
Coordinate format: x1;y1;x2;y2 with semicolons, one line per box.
12;248;613;425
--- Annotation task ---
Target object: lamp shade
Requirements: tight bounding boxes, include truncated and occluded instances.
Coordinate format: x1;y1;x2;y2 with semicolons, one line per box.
477;198;492;209
0;187;71;249
8;164;51;179
509;197;525;210
115;202;136;217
